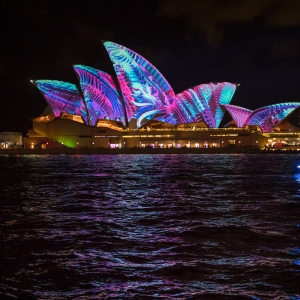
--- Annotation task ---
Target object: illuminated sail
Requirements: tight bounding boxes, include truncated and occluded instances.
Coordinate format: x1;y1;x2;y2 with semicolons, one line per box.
33;80;88;124
104;41;237;128
245;103;300;132
74;65;125;126
222;104;253;128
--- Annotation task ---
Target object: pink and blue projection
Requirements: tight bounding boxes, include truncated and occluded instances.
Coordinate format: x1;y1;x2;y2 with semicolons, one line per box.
103;41;175;127
222;104;253;128
33;41;299;132
222;103;300;132
245;103;300;132
103;41;237;128
74;65;125;126
163;82;237;127
34;80;89;124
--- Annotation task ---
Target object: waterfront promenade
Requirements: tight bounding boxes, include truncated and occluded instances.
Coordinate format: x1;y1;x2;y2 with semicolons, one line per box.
0;147;298;155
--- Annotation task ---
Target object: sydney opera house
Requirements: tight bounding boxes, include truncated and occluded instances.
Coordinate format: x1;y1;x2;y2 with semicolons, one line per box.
24;41;300;150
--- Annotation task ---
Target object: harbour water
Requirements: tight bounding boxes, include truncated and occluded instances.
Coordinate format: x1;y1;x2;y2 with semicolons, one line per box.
0;154;299;299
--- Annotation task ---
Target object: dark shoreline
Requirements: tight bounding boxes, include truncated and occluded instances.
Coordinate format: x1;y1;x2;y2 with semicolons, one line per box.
0;148;299;155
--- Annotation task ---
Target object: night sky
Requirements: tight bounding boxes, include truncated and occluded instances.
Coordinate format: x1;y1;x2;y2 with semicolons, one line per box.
1;0;300;134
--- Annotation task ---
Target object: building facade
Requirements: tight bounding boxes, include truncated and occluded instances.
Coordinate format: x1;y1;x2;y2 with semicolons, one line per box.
0;132;23;149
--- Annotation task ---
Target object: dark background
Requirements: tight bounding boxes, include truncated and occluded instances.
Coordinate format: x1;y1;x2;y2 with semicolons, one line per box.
1;0;300;134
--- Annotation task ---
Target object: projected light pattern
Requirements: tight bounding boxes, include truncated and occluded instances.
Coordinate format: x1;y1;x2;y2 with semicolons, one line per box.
104;42;237;127
74;65;125;126
245;103;300;132
157;84;216;126
34;80;88;124
168;82;237;127
104;41;176;126
138;82;237;127
33;41;299;132
213;83;238;128
222;104;253;128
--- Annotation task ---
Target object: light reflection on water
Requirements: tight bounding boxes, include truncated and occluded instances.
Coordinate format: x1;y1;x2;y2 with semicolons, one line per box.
0;154;300;299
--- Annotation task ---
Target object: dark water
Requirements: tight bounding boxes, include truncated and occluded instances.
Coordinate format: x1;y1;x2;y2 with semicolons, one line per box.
0;154;300;299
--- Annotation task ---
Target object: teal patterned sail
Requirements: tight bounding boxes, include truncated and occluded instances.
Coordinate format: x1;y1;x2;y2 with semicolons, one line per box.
103;41;175;126
103;41;237;128
74;65;125;126
245;103;300;132
33;80;88;124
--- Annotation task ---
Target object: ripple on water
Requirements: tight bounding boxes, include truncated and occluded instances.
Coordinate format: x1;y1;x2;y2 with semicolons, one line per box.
0;154;300;298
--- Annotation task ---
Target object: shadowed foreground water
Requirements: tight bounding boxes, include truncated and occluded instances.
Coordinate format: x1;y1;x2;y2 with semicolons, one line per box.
0;154;300;299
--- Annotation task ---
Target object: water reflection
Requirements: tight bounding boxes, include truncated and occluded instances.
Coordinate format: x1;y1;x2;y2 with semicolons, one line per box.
0;154;299;298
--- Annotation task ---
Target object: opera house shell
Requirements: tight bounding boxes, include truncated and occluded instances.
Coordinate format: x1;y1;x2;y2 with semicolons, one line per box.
25;41;300;150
